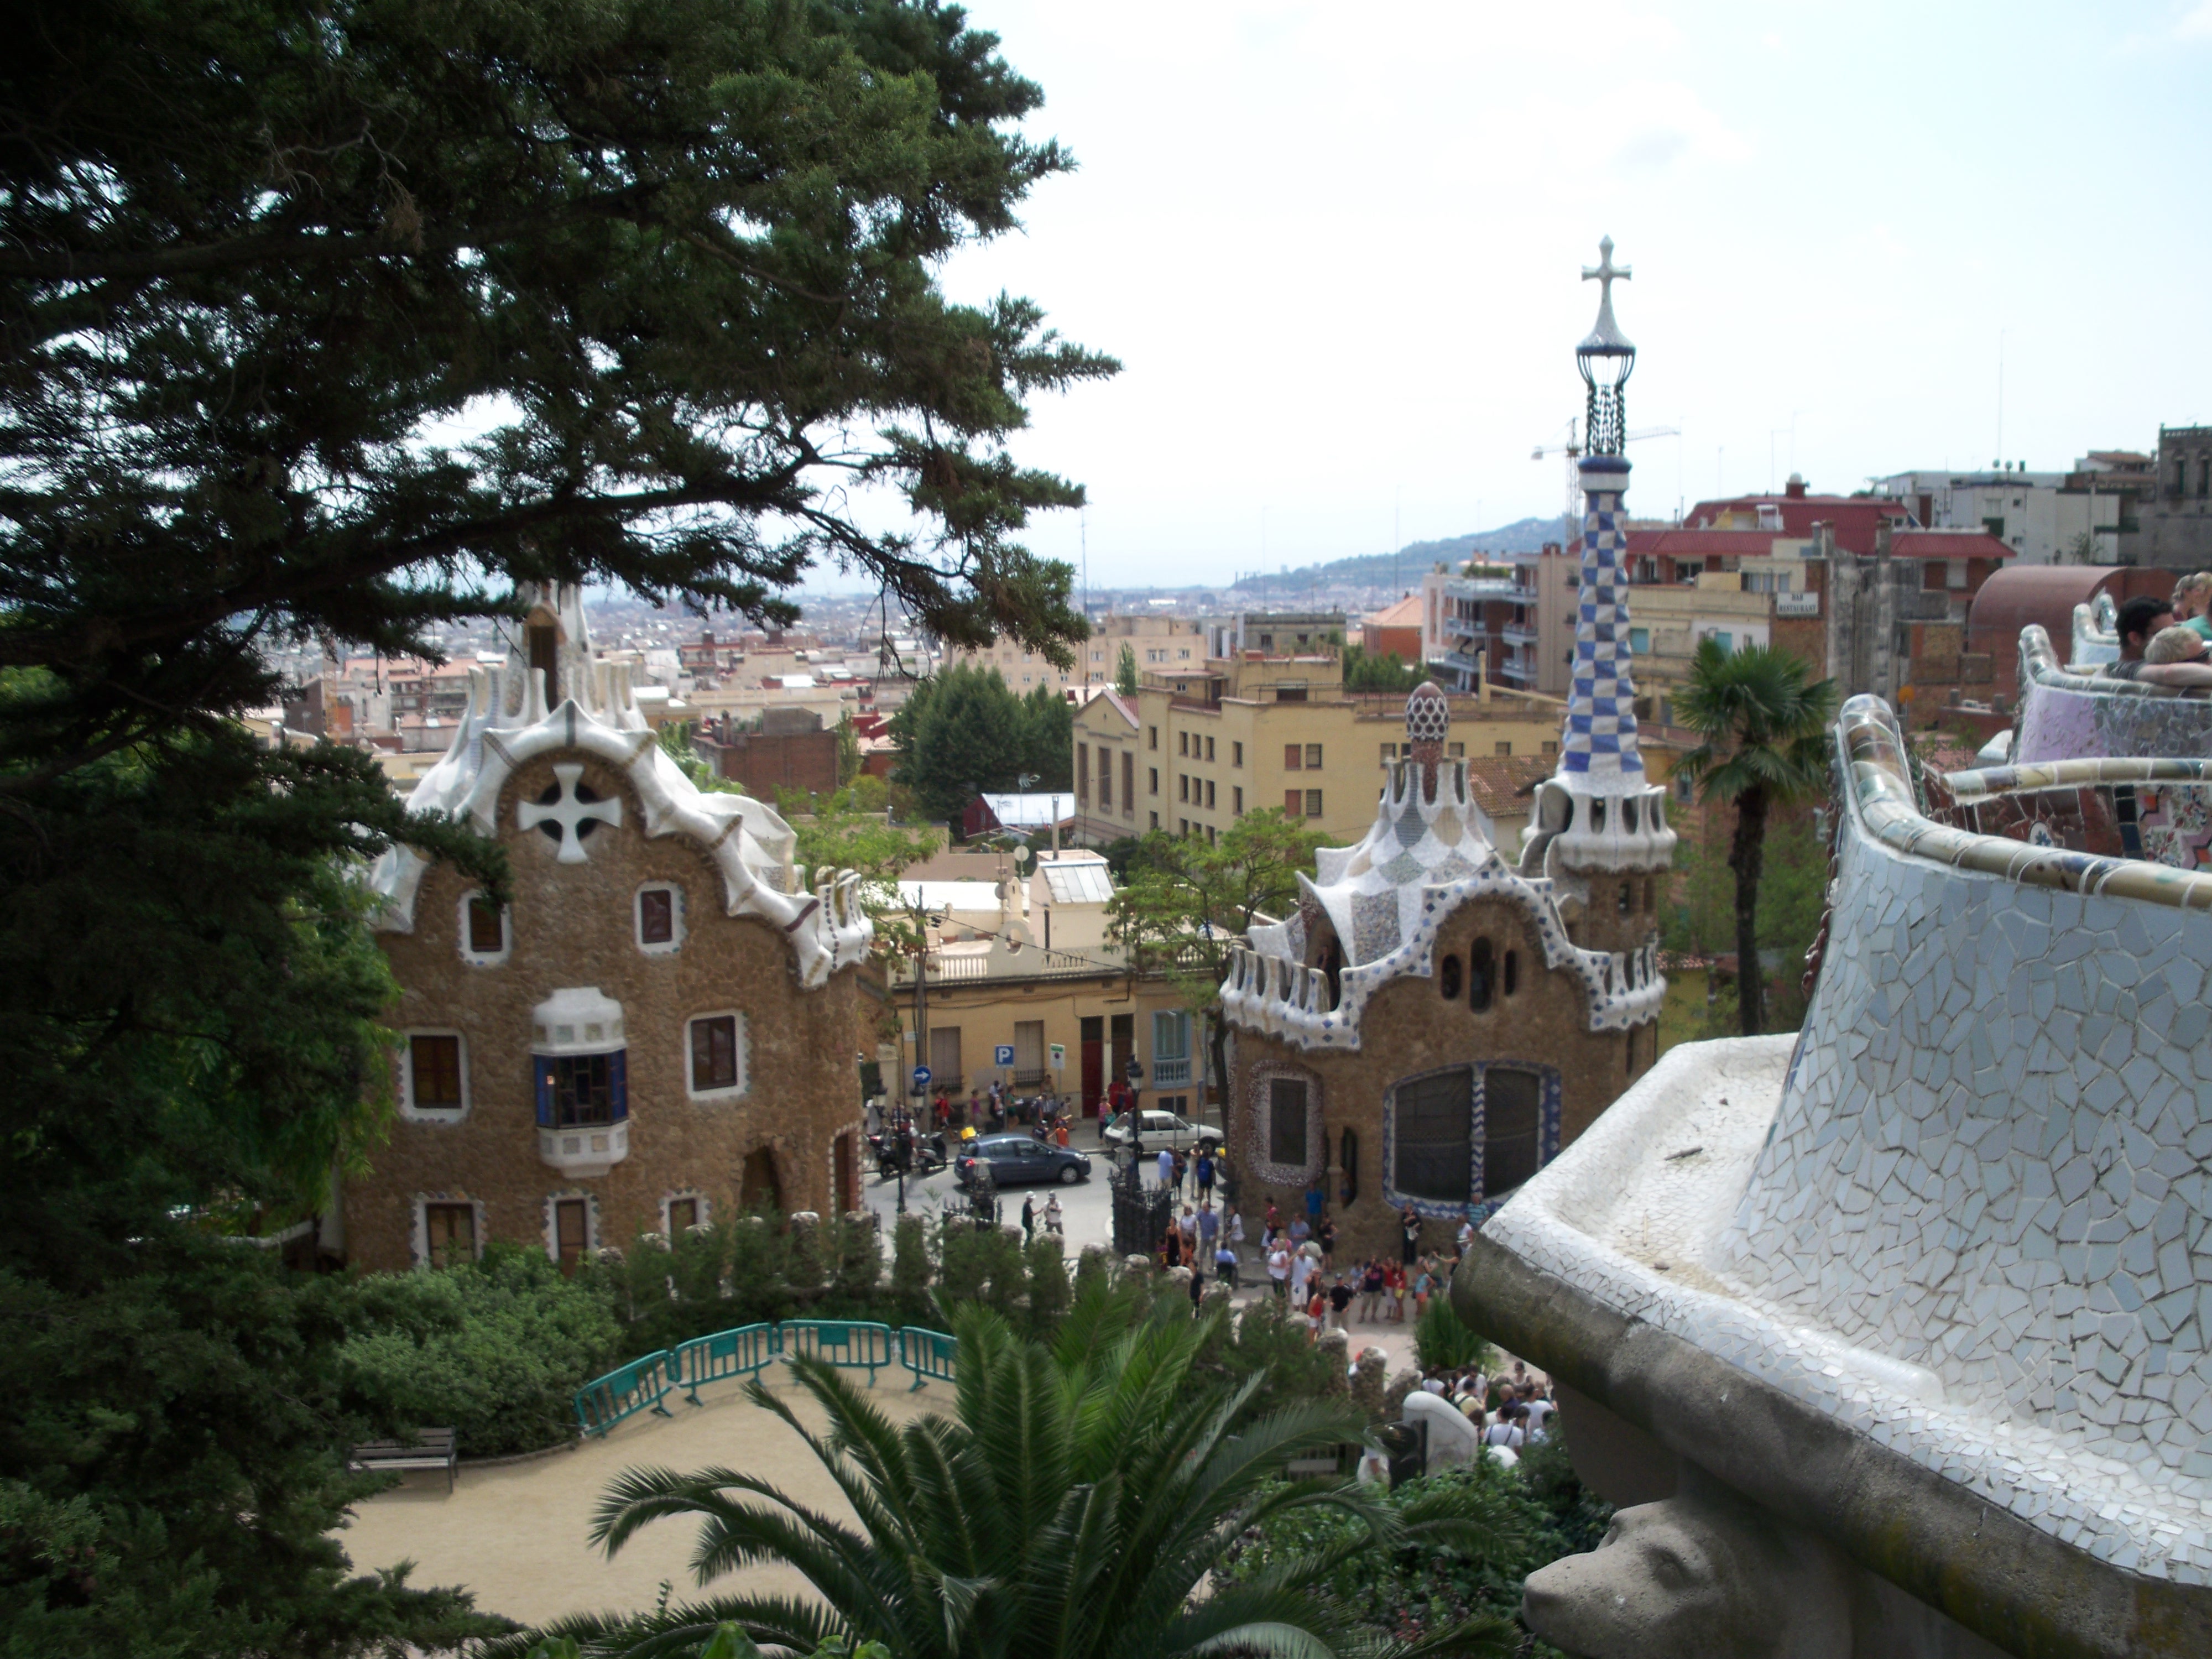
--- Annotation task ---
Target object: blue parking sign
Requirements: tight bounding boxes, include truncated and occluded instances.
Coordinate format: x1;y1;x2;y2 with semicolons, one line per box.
994;1044;1016;1067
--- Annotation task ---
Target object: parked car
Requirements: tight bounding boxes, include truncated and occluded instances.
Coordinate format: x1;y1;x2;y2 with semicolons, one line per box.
956;1133;1093;1188
1101;1109;1222;1152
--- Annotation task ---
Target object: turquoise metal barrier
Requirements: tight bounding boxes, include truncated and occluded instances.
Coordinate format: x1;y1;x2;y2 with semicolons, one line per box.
574;1349;673;1437
575;1322;957;1434
900;1326;957;1392
782;1319;896;1384
670;1322;779;1404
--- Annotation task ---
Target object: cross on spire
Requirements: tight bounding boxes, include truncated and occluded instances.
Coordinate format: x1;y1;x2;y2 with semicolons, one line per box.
1582;235;1630;309
519;762;623;863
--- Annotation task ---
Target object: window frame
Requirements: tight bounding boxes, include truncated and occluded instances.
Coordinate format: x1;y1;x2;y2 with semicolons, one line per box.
1305;788;1323;818
1382;1061;1562;1217
1283;743;1303;770
1304;743;1323;768
687;1010;749;1099
635;882;685;954
418;1197;483;1268
663;1192;708;1237
401;1030;469;1121
547;1191;597;1276
457;890;512;966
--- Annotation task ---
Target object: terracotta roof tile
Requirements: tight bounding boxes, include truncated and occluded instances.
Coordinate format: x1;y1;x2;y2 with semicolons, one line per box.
1461;754;1553;822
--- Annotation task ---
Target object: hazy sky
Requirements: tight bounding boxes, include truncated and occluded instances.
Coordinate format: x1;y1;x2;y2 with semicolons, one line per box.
906;0;2212;590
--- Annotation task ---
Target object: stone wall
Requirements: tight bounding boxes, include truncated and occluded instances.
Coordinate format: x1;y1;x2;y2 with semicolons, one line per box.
1227;889;1650;1263
348;748;869;1271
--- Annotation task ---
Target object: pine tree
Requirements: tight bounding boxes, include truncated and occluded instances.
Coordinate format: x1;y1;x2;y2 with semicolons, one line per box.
0;3;1107;1649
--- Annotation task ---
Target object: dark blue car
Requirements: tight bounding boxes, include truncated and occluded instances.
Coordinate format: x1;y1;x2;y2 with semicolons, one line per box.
956;1133;1092;1188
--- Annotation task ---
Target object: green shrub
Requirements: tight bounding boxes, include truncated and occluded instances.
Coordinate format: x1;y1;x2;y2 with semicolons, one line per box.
339;1245;622;1458
1413;1294;1491;1371
1219;1418;1611;1651
1023;1235;1071;1329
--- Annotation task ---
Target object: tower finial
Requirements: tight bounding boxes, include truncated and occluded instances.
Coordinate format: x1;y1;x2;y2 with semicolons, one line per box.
1405;681;1449;799
1576;237;1637;458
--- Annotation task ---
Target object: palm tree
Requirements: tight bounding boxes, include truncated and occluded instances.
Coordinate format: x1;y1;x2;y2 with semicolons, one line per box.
494;1287;1522;1658
1673;639;1839;1037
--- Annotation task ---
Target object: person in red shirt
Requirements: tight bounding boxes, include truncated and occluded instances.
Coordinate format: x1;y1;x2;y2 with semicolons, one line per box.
1384;1259;1408;1322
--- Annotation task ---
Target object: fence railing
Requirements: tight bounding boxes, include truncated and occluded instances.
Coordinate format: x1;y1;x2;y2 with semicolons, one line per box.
575;1322;957;1436
901;1327;957;1392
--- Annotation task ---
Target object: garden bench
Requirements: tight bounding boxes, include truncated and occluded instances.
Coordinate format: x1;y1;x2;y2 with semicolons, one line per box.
349;1426;458;1491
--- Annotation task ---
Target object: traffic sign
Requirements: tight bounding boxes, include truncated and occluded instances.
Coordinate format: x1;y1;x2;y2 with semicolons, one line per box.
1048;1043;1066;1070
993;1044;1016;1067
911;1066;932;1092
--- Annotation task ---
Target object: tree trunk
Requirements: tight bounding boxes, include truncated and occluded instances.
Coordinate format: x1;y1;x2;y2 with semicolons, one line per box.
1730;785;1768;1036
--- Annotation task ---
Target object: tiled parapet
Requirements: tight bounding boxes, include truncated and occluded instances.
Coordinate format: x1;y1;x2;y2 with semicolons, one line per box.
2072;593;2118;667
1473;691;2212;1615
1731;695;2212;1572
1934;754;2212;873
2014;623;2212;765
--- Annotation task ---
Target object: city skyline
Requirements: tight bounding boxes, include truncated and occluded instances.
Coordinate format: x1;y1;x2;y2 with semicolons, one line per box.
884;0;2212;588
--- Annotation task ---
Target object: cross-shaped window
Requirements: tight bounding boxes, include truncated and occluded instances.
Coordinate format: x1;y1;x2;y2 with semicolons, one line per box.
519;763;623;863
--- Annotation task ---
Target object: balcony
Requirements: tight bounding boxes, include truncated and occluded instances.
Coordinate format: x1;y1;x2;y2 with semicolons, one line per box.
1151;1056;1192;1087
1501;622;1541;646
1443;574;1519;603
539;1119;629;1179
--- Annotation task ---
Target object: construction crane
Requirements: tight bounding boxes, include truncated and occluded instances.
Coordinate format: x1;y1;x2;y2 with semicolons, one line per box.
1532;419;1681;546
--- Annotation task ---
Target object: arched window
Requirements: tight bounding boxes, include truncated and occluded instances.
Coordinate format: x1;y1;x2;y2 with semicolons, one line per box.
1618;881;1633;914
1469;938;1494;1012
1503;949;1519;997
1339;1128;1359;1206
1439;954;1462;1000
1591;799;1607;833
1642;877;1656;912
1625;797;1639;833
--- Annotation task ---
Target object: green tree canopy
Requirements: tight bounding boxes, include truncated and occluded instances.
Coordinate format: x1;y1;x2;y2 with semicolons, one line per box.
1114;640;1140;696
1341;643;1427;693
888;661;1074;824
0;2;1105;1650
1;0;1109;789
1109;811;1326;1097
1673;640;1838;1036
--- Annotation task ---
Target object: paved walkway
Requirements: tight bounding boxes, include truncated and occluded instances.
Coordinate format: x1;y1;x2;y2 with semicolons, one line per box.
340;1376;940;1631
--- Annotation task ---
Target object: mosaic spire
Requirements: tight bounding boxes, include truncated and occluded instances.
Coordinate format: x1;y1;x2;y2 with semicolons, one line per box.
1560;455;1646;794
1559;239;1646;797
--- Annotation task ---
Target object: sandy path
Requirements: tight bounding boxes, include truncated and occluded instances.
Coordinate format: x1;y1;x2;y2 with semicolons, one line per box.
337;1375;940;1631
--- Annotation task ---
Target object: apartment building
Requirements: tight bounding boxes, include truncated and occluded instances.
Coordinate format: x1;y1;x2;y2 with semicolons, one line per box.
941;613;1208;698
1069;635;1568;847
886;849;1197;1119
1420;550;1578;697
1615;515;2012;722
1873;464;2125;566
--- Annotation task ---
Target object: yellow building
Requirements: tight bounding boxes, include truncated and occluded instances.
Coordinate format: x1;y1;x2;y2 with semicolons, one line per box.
1070;645;1570;847
942;613;1208;698
887;849;1200;1120
1616;575;1776;723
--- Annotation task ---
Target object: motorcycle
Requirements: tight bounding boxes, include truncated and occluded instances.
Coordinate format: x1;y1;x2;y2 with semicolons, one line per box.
868;1129;947;1179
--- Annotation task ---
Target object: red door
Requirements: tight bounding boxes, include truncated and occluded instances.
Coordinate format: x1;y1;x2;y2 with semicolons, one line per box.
1080;1015;1104;1114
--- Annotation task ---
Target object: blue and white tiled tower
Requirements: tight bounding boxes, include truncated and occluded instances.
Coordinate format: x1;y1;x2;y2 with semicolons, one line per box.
1522;239;1677;923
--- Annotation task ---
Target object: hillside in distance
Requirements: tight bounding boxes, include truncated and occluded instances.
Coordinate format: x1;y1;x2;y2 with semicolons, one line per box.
1228;516;1562;592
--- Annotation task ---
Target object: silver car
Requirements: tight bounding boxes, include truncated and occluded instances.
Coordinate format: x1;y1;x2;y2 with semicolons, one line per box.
1102;1109;1222;1152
